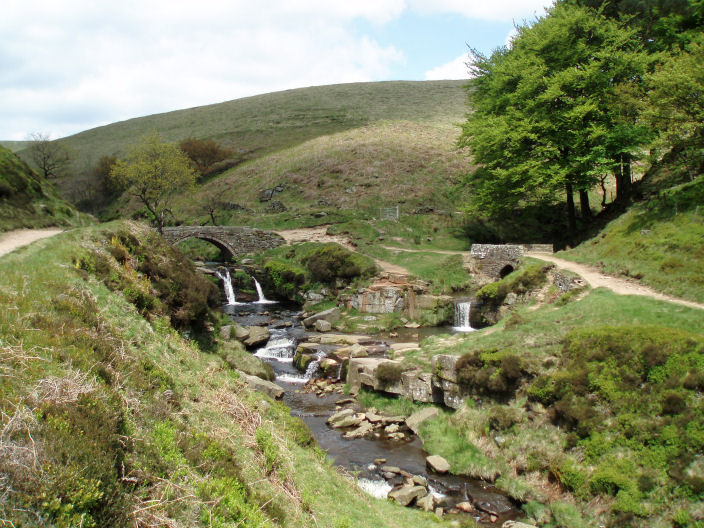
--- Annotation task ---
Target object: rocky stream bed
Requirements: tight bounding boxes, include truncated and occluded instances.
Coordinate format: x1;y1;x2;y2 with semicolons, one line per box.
222;301;526;527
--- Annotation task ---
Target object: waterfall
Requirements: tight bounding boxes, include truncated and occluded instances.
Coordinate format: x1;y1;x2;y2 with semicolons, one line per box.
253;277;275;304
254;331;295;362
215;269;238;305
453;301;476;332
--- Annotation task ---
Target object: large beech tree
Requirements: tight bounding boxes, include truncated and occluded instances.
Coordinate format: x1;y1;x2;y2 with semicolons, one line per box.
110;132;195;233
459;3;650;233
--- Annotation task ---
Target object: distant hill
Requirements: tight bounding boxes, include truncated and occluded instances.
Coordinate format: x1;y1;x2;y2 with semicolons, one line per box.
0;141;31;152
49;80;469;215
0;146;90;232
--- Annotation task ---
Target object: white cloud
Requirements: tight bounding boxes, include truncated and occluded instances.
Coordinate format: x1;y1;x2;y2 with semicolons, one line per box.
409;0;553;22
0;1;406;139
0;0;555;139
424;54;471;80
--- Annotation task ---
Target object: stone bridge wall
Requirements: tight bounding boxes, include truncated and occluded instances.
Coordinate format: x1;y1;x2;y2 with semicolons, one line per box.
162;226;285;258
469;243;553;281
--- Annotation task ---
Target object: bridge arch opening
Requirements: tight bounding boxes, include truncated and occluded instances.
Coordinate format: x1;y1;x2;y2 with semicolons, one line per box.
174;236;234;261
499;264;515;279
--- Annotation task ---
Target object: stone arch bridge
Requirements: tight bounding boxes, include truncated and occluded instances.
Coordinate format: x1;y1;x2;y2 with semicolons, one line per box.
162;226;285;259
469;243;554;281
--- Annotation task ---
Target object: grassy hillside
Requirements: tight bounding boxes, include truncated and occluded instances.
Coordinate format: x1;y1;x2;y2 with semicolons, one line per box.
0;221;445;528
51;81;467;211
0;145;90;232
171;120;473;227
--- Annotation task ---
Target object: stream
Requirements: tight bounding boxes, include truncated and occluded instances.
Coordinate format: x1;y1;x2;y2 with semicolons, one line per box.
222;299;522;526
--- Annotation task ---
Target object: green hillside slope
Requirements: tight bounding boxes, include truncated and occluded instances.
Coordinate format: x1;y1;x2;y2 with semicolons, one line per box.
0;146;90;232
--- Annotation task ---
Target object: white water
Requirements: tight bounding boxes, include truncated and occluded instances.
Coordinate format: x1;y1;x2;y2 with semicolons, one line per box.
357;478;393;499
453;301;476;332
254;332;296;362
253;278;275;304
276;350;325;384
215;269;239;305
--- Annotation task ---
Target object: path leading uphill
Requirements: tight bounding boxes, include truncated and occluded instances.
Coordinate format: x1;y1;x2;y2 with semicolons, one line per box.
0;228;63;257
526;251;704;311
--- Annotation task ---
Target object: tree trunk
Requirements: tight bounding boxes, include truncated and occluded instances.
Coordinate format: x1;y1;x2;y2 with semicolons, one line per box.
566;181;576;235
579;190;592;219
615;154;632;205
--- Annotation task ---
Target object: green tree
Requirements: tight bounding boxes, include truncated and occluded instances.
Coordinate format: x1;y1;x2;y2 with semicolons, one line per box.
110;132;195;232
459;4;649;234
646;34;704;179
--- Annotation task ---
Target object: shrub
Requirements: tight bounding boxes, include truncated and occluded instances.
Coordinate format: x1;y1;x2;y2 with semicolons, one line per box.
302;244;375;285
455;351;523;397
376;362;403;384
179;137;233;177
661;390;686;415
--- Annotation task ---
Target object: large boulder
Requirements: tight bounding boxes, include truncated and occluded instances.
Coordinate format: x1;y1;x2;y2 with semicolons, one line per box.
432;354;459;383
346;358;404;395
314;319;332;332
303;307;341;329
406;407;440;435
388;485;427;506
239;372;284;399
426;455;451;474
243;326;270;348
401;371;435;403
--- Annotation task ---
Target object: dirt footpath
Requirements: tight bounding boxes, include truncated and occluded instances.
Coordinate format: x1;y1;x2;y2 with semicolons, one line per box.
0;228;63;257
526;252;704;311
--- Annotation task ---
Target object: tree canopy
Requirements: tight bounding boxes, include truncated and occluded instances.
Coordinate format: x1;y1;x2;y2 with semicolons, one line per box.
110;132;195;232
459;3;650;233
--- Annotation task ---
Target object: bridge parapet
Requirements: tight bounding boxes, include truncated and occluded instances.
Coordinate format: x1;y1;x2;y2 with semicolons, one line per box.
162;226;285;258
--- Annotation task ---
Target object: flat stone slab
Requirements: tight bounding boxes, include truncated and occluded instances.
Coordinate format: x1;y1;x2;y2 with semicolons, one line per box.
388;485;427;506
426;455;451;474
239;372;283;400
406;407;440;435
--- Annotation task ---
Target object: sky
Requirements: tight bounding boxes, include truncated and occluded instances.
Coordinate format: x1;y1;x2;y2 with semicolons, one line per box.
0;1;553;140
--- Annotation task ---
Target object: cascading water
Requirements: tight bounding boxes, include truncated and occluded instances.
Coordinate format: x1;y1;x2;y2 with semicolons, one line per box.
253;277;275;304
215;269;238;305
453;301;476;332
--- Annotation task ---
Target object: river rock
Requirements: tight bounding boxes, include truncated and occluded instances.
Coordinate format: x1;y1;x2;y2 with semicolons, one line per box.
335;415;364;428
293;351;314;372
406;407;440;435
343;421;373;439
374;458;387;465
365;412;383;423
219;325;233;340
388;485;427;506
412;475;427;487
319;358;340;377
243;326;270;348
502;522;538;528
381;465;401;474
327;408;354;425
303;307;341;329
239;372;284;399
456;502;474;513
426;455;451;474
385;423;399;433
314;319;332;332
417;494;435;512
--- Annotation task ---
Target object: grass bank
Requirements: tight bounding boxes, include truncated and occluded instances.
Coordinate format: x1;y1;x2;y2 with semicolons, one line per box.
0;221;445;528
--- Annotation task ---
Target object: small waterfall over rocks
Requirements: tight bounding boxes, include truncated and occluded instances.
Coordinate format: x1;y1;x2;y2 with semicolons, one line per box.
453;301;476;332
215;269;239;305
253;277;275;304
